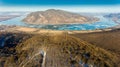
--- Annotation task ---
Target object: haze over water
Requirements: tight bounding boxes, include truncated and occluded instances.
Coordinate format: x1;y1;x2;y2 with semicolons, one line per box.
0;13;118;30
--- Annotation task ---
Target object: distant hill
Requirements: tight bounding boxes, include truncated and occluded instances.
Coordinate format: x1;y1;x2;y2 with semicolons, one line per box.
104;13;120;18
104;13;120;24
23;9;98;24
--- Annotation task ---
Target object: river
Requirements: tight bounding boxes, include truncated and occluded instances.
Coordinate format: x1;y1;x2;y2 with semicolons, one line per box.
0;14;118;30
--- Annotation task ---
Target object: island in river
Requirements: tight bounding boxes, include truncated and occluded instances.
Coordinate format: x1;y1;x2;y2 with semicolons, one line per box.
23;9;99;24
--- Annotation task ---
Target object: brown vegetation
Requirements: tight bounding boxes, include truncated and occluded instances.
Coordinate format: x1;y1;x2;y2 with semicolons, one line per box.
71;29;120;66
0;32;117;67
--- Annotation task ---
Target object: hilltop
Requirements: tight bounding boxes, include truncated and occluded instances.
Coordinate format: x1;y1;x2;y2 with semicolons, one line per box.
0;32;118;67
0;26;119;67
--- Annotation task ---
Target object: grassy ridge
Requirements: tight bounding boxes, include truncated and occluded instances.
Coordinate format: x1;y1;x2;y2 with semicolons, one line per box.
71;29;120;66
2;34;117;67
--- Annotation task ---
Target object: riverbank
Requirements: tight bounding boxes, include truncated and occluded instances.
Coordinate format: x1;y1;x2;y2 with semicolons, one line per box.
0;15;21;22
1;25;114;34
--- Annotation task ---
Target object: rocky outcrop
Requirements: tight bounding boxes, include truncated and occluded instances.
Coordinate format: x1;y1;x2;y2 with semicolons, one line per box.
23;9;98;24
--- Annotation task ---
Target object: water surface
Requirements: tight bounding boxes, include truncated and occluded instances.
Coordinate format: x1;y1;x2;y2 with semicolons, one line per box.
0;15;118;30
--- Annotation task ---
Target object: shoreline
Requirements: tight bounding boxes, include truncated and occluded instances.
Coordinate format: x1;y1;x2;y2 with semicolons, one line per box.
3;25;113;34
0;15;21;22
0;24;119;34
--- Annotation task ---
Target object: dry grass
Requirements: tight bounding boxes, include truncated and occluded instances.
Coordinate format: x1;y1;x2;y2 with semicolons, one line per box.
71;29;120;66
8;34;118;67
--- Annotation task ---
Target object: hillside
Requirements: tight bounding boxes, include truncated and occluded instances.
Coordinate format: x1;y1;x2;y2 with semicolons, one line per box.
104;13;120;24
23;9;98;24
71;29;120;66
104;13;120;18
0;32;118;67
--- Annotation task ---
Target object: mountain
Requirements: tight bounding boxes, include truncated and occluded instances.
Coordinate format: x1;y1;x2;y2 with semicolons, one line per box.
23;9;98;24
104;13;120;18
0;32;117;67
104;13;120;24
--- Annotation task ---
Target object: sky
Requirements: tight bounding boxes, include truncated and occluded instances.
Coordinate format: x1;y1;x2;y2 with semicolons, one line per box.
0;0;120;12
1;0;120;5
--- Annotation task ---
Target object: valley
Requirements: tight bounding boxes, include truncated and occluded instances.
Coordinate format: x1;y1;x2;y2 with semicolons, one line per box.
0;11;120;67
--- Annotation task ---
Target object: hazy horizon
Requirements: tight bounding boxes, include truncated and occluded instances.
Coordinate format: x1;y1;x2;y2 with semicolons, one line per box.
1;0;120;13
0;5;120;13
